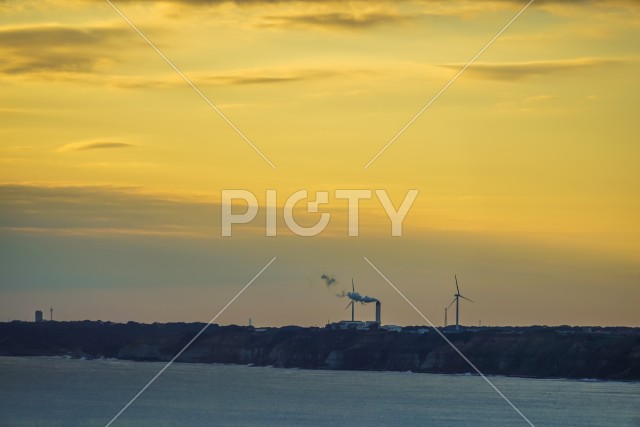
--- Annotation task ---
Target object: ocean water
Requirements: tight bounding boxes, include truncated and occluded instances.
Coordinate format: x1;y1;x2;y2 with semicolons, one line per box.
0;357;638;426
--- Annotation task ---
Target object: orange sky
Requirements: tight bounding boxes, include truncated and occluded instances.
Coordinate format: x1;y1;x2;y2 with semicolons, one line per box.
1;0;639;326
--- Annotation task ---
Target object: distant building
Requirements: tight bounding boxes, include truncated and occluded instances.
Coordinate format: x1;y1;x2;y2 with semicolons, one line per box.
412;328;430;335
381;325;402;332
35;310;43;322
357;321;378;330
337;320;366;330
326;320;379;331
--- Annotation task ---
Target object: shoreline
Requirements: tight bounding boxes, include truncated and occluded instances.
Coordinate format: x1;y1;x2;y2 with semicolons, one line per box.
1;321;639;381
2;354;639;384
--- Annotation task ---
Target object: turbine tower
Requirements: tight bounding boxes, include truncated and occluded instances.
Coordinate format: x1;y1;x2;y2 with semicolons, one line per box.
345;279;355;321
447;275;473;330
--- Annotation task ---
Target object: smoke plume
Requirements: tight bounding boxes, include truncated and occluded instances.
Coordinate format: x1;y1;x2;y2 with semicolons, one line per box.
321;274;337;287
338;290;378;304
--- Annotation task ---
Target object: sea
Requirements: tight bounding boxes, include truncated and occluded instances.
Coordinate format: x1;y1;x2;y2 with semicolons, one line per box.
0;357;638;426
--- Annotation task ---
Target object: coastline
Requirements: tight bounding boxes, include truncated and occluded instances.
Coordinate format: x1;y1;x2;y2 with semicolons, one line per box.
3;354;639;384
2;321;639;381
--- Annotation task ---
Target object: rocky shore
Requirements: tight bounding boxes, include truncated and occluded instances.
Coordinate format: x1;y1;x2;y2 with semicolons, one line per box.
1;321;639;380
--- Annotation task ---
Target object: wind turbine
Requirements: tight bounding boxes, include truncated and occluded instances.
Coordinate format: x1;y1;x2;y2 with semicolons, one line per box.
345;279;355;321
447;275;473;330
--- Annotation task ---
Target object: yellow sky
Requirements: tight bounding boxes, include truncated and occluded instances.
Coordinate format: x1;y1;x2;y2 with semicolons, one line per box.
1;0;639;326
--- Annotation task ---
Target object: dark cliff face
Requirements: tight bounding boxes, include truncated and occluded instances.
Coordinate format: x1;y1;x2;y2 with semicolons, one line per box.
1;321;639;381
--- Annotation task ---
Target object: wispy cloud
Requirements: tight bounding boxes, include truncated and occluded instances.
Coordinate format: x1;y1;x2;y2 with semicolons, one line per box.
83;161;156;169
106;67;341;89
439;58;618;81
261;11;413;30
204;66;348;85
494;94;560;112
0;23;135;76
104;0;640;6
0;183;215;238
58;141;134;152
523;95;557;103
0;183;364;238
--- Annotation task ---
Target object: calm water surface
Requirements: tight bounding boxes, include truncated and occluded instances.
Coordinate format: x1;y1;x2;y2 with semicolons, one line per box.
0;357;638;426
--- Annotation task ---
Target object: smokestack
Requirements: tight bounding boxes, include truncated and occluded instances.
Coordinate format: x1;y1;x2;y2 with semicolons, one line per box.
375;301;381;325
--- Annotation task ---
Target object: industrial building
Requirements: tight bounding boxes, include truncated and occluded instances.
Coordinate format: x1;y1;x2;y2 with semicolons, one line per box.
328;300;382;330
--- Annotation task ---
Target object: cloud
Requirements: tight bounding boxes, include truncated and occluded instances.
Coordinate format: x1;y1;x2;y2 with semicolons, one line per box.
523;95;557;103
439;58;618;81
0;183;324;238
58;141;134;152
113;0;379;4
103;0;640;5
0;183;216;237
0;183;360;238
201;68;339;85
261;11;413;29
0;107;42;115
105;67;342;89
83;162;157;169
0;24;133;76
494;94;558;112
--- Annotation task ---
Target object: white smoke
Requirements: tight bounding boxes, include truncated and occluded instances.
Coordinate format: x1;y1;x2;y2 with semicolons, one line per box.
338;290;378;304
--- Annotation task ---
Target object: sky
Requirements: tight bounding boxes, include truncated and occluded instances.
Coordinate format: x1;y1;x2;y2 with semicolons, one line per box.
1;0;639;327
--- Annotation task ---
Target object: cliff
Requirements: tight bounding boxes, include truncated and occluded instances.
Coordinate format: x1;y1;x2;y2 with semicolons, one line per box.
1;321;639;381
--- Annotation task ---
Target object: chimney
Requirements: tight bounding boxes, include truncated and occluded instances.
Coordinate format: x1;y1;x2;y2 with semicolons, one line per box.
375;301;381;325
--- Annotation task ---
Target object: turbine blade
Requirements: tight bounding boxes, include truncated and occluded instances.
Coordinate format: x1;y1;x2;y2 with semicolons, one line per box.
352;278;355;292
455;275;460;294
345;301;353;310
460;295;473;303
447;298;456;309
